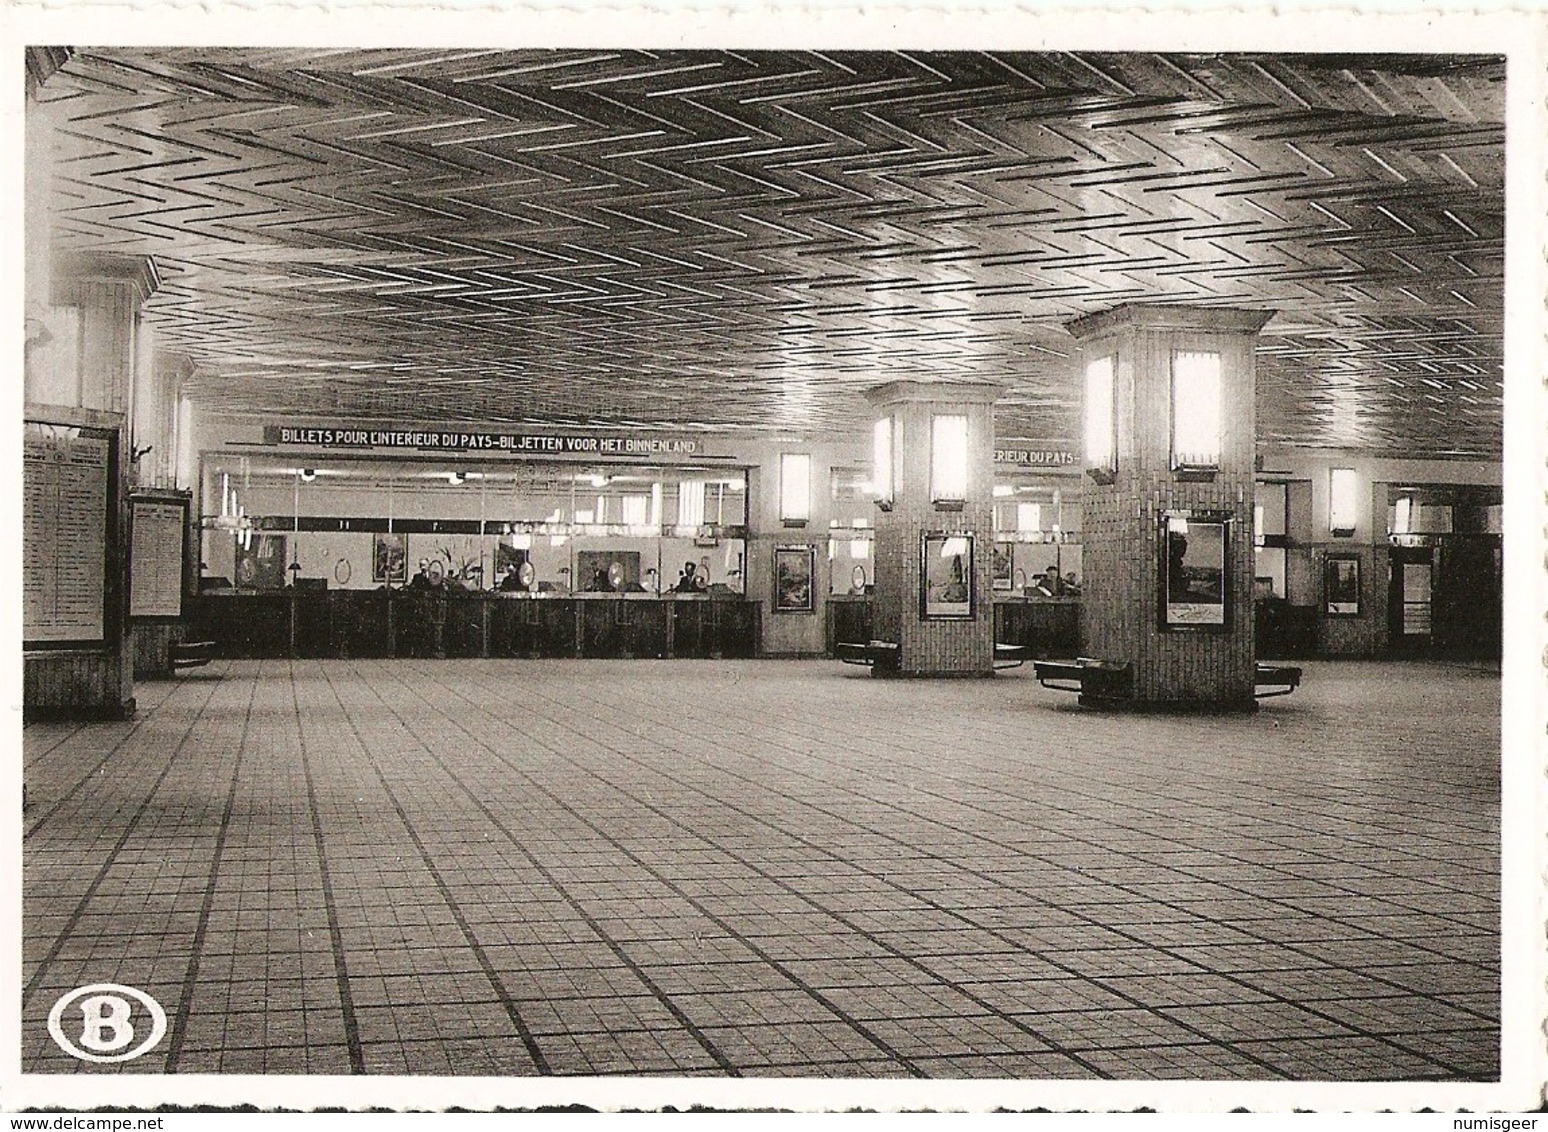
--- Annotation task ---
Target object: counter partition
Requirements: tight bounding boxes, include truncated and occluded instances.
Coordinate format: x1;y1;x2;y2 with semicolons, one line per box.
190;590;760;661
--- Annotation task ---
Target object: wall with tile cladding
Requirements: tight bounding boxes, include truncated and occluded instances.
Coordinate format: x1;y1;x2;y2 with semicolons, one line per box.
1073;307;1268;707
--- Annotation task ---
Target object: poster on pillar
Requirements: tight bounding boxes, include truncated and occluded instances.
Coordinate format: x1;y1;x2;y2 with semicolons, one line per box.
1160;512;1230;630
921;533;975;619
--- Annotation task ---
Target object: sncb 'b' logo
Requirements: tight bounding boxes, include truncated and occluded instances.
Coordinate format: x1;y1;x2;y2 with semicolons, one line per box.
48;984;167;1063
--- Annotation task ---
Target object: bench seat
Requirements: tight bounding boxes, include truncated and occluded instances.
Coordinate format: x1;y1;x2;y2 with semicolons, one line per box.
170;640;217;671
993;643;1030;670
1254;663;1302;698
834;640;899;667
1033;657;1134;701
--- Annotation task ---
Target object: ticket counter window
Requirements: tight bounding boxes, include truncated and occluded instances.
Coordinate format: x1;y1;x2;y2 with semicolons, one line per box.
198;455;748;597
1253;482;1289;599
990;482;1082;595
828;467;875;595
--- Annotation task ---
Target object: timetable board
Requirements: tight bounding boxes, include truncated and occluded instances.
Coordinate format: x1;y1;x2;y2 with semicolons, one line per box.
130;498;186;617
24;422;112;644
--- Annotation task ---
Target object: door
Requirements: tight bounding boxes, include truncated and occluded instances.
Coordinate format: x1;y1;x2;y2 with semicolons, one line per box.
1387;546;1434;655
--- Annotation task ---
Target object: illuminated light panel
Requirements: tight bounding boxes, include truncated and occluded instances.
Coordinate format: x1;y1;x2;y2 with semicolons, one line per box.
931;415;968;502
1084;355;1116;473
1172;351;1222;468
780;453;811;523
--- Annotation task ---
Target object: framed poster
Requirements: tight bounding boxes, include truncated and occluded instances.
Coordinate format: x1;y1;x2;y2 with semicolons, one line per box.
1325;554;1362;616
921;533;975;620
23;420;115;646
1160;511;1230;631
373;532;407;585
773;545;815;613
991;543;1013;591
235;534;288;590
130;495;188;618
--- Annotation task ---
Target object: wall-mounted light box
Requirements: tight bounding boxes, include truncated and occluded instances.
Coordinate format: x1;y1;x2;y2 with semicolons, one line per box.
1329;467;1357;536
1084;355;1116;484
873;417;894;509
780;452;811;527
931;415;968;508
1171;350;1222;477
1393;495;1413;535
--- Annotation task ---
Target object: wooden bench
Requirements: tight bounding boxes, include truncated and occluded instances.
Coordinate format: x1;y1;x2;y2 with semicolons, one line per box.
1033;657;1134;703
994;643;1030;670
1035;658;1302;703
169;640;217;672
1254;663;1302;698
835;641;1029;672
834;640;900;669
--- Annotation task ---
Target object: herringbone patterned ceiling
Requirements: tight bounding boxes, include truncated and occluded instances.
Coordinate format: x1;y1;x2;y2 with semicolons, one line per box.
34;48;1504;457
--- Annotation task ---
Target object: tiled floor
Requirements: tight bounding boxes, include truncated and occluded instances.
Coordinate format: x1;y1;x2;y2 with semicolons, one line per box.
22;658;1499;1079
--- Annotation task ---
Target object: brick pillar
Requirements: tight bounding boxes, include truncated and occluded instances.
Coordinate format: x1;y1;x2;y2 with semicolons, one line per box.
1067;304;1273;711
864;380;999;677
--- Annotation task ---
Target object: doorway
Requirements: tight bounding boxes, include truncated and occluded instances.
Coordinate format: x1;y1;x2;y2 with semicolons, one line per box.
1387;546;1433;656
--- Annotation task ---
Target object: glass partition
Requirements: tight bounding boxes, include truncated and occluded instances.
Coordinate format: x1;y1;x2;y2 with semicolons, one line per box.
198;454;747;595
991;479;1083;596
828;466;875;595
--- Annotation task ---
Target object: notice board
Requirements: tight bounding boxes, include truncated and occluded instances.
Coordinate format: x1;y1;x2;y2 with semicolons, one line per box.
130;496;187;617
24;421;113;645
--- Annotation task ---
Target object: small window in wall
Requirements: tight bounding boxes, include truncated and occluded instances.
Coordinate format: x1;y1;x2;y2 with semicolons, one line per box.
620;494;649;528
678;480;706;531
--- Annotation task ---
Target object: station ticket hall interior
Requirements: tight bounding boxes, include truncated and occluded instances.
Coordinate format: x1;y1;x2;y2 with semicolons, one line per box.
18;46;1514;1085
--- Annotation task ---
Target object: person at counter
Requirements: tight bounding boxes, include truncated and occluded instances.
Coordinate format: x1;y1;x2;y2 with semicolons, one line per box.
590;565;616;593
1034;565;1063;597
1063;571;1082;596
497;563;525;592
674;562;700;593
407;559;434;590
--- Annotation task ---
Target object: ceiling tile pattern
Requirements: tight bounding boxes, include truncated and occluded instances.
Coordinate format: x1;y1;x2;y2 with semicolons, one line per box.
35;49;1504;456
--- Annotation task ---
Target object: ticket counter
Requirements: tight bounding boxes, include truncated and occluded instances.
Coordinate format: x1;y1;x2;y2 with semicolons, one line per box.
189;590;760;661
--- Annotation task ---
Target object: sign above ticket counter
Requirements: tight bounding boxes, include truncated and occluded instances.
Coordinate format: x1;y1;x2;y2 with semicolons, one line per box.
262;424;703;458
993;446;1078;469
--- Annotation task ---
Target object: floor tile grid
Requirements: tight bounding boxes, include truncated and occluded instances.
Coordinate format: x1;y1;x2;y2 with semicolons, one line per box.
373;662;1385;1079
566;681;1486;1077
606;668;1498;922
452;659;1498;1077
718;668;1492;916
369;690;1114;1077
321;661;938;1077
322;658;759;1076
22;666;263;1074
170;668;358;1075
291;664;547;1076
414;662;1436;1077
23;659;1500;1080
22;669;228;843
561;663;1497;982
22;675;184;777
306;661;766;1075
594;664;1499;978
